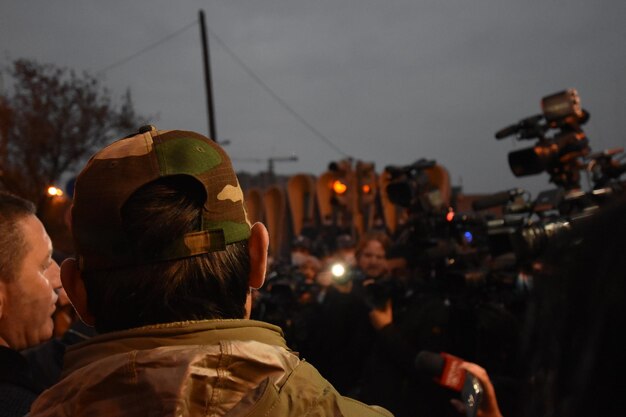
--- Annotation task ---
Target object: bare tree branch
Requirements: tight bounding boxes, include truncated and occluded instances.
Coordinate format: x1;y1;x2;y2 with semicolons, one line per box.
0;59;148;206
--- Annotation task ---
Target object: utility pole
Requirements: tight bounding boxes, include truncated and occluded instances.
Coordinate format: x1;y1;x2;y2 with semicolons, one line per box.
199;10;217;142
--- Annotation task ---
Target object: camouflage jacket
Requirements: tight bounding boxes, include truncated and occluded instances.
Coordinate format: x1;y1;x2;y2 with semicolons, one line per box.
28;319;393;417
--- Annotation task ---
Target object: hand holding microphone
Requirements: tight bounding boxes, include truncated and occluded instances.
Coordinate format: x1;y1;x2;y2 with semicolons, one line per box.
460;362;503;417
415;351;502;417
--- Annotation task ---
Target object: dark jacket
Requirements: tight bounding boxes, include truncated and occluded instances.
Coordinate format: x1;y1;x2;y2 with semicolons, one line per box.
0;346;45;417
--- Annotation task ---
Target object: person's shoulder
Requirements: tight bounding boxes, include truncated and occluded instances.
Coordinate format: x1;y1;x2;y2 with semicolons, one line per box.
278;360;394;417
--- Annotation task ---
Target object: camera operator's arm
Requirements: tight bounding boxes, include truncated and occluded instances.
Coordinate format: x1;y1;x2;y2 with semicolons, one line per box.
369;299;393;330
460;362;504;417
367;299;420;373
367;257;406;331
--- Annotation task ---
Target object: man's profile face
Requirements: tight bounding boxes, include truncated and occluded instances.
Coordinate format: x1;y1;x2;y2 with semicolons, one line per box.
0;215;59;350
357;240;387;279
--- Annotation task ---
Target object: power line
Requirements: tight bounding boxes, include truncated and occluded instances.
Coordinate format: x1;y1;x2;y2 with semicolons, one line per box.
93;18;351;159
97;21;197;75
207;27;351;158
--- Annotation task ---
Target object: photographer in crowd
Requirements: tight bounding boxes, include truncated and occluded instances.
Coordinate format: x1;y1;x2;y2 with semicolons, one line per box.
28;126;392;417
313;232;391;398
357;245;459;417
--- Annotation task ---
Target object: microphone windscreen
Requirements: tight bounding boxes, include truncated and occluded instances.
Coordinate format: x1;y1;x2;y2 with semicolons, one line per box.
414;351;444;377
495;123;518;140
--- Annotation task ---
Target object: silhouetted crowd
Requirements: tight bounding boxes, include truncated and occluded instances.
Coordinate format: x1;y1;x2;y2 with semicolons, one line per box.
251;229;528;417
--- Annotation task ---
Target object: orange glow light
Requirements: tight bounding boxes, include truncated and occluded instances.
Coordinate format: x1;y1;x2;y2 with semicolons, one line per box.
47;186;64;197
446;210;455;222
332;180;348;195
362;184;371;194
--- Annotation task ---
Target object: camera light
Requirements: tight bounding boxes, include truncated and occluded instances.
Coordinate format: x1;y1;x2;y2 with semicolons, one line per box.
331;262;346;278
464;231;473;244
47;186;64;197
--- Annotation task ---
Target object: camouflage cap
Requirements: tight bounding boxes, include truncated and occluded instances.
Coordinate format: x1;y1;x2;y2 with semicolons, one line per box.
72;126;251;272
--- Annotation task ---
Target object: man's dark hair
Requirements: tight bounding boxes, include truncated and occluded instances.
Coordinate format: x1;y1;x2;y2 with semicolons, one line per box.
82;176;251;333
0;192;37;282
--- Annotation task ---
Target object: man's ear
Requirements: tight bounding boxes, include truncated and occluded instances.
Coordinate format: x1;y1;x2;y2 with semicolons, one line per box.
247;222;269;290
60;258;95;326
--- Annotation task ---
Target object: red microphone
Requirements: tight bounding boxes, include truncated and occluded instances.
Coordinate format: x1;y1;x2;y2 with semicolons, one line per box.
415;351;466;390
415;351;483;417
437;352;466;391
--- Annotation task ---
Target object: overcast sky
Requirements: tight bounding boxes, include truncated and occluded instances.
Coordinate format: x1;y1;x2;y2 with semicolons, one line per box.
1;1;625;197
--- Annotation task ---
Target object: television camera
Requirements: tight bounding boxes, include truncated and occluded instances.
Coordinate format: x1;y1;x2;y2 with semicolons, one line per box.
383;159;494;292
481;89;626;265
495;89;591;190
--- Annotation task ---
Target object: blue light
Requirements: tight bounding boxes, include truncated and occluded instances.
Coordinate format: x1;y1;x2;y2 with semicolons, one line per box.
463;231;473;243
